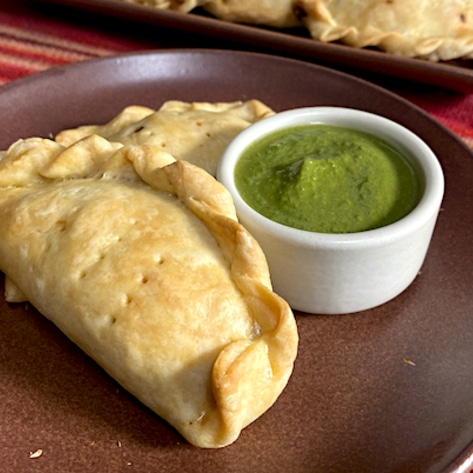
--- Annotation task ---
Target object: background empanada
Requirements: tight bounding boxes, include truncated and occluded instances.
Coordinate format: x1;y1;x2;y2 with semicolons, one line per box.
202;0;302;28
120;0;302;27
119;0;473;61
296;0;473;60
55;100;275;176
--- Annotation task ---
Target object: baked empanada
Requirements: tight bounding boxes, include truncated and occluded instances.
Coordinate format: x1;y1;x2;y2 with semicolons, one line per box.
296;0;473;60
119;0;301;27
120;0;172;8
56;100;275;176
202;0;302;28
119;0;201;12
0;134;298;448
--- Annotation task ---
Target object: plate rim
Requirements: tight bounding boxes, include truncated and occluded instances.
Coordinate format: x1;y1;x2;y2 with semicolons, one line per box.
1;47;471;158
1;48;473;473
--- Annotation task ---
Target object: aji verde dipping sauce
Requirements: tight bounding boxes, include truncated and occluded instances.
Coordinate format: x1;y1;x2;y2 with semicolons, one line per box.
234;125;422;233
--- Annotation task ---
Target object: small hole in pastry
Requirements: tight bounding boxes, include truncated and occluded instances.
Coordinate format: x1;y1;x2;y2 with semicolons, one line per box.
141;276;149;284
154;256;165;265
111;317;117;325
79;271;87;279
133;126;145;133
56;220;67;232
195;121;203;127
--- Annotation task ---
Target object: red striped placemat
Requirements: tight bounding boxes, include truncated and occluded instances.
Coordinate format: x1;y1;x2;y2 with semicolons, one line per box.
0;1;154;83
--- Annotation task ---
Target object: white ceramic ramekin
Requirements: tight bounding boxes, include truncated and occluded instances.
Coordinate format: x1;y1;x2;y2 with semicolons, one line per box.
217;107;444;314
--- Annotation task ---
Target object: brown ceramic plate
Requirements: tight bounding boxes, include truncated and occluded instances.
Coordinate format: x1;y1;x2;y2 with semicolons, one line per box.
1;50;473;473
35;0;473;92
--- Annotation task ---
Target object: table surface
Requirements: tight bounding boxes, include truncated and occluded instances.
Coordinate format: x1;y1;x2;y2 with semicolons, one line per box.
1;2;473;473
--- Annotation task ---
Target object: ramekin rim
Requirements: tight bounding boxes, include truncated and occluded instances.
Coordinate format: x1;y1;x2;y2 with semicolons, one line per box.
217;106;445;247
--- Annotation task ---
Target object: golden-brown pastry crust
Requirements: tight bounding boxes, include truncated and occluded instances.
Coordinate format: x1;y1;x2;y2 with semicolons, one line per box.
0;134;298;448
119;0;473;61
55;100;275;176
202;0;302;28
119;0;301;27
297;0;473;60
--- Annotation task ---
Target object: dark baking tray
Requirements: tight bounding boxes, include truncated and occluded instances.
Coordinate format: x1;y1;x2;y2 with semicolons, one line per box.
34;0;473;92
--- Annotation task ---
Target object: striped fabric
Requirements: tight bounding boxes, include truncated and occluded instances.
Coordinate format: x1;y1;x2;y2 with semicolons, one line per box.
404;91;473;149
0;1;153;84
0;1;472;148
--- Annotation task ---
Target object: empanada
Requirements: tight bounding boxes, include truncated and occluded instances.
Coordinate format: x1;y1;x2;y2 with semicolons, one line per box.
55;100;275;176
296;0;473;60
120;0;172;8
119;0;301;27
202;0;302;28
119;0;201;12
0;134;298;448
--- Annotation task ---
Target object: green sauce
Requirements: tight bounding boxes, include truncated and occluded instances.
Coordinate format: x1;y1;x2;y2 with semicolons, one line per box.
234;124;422;233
